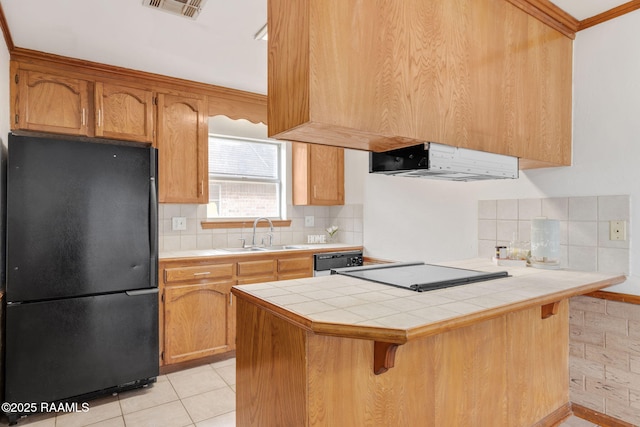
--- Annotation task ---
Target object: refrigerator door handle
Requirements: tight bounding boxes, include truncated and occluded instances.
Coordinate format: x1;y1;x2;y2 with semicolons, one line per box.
126;288;159;297
149;147;158;289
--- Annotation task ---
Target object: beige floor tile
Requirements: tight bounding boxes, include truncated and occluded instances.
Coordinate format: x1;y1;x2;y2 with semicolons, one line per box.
195;411;236;427
1;412;56;426
558;416;600;427
54;396;121;427
168;366;228;399
123;400;192;427
181;387;235;423
85;416;126;427
210;358;235;370
118;378;179;414
213;365;235;386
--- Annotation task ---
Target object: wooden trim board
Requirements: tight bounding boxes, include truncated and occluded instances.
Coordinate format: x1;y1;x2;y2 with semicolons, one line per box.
572;403;636;427
585;290;640;305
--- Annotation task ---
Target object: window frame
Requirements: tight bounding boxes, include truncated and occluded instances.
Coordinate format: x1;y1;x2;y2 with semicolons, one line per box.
204;133;287;223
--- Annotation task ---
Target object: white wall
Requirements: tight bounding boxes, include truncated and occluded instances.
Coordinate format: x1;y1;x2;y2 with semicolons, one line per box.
357;10;640;294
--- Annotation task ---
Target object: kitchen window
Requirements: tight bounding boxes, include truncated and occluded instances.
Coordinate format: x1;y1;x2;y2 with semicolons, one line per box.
206;134;285;220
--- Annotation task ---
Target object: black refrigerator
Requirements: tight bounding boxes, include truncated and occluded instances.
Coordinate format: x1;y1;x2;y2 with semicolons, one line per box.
4;134;159;420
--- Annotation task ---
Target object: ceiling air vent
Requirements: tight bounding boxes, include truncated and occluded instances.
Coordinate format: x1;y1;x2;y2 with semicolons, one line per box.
142;0;207;20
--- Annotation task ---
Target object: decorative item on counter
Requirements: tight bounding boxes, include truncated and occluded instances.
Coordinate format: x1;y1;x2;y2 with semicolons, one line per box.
307;234;326;244
326;225;339;243
493;235;528;267
530;217;561;269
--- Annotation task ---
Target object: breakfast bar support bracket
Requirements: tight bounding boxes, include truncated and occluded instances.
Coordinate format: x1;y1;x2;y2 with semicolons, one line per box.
541;301;560;319
374;341;400;375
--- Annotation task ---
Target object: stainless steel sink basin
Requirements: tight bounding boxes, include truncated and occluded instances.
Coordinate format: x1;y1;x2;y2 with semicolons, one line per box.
263;245;307;250
219;245;306;253
219;247;267;253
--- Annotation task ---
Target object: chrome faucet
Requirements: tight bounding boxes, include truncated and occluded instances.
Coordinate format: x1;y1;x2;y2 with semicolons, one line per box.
252;217;274;246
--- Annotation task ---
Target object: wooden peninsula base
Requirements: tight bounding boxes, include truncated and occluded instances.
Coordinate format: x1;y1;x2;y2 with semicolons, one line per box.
236;297;570;427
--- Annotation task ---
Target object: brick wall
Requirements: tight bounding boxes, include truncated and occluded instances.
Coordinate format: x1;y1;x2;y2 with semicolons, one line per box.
570;295;640;425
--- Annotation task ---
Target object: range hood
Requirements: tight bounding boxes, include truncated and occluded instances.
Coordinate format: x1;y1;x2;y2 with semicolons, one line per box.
370;143;519;182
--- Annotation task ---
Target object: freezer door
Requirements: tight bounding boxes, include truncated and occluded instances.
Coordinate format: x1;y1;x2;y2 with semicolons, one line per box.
5;290;159;404
7;134;157;302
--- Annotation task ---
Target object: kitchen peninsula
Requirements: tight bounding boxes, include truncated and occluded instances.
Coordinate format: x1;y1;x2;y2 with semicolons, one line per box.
232;259;626;426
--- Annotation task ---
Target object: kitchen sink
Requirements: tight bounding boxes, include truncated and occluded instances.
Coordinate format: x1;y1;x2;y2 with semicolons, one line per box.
219;245;306;253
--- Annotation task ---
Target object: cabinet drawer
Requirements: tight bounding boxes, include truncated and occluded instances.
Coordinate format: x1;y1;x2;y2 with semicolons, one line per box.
164;264;234;284
278;256;313;274
237;260;276;277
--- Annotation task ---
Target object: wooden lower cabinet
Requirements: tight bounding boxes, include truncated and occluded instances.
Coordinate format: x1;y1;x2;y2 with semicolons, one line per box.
236;297;570;426
159;251;320;367
163;280;234;365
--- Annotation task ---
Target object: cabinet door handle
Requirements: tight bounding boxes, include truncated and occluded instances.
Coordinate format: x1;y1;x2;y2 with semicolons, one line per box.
81;108;86;126
192;272;211;276
98;109;102;127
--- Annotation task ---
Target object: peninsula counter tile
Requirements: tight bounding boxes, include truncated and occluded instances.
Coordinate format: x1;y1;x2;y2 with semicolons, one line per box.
231;258;626;343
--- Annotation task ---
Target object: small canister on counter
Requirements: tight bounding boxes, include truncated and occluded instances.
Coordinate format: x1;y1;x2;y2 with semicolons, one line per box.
495;246;507;259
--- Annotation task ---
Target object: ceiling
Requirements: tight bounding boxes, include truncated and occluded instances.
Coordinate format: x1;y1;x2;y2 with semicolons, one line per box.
0;0;631;96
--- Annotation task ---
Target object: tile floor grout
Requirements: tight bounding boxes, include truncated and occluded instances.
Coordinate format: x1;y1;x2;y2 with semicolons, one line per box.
0;356;601;427
1;358;237;427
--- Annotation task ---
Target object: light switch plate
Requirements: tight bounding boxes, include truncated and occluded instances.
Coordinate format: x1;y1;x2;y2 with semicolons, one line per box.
609;220;626;241
172;216;187;231
305;216;315;227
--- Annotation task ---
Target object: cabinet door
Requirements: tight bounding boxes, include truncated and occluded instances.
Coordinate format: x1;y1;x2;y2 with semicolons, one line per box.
310;144;344;205
292;142;344;206
95;82;154;143
157;93;208;203
15;70;89;136
164;281;233;365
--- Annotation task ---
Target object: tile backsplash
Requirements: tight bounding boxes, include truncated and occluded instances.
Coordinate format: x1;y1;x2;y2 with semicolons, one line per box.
478;196;630;274
159;204;363;252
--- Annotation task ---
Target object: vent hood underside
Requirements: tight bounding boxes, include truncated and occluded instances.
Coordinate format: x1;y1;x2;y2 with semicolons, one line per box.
142;0;207;19
370;143;519;182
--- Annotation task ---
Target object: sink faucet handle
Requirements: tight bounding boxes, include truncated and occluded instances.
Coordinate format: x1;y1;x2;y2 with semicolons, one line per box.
261;233;274;247
238;237;246;248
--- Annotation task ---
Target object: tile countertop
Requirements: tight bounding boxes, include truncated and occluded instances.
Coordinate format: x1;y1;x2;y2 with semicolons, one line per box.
159;243;363;260
231;258;626;344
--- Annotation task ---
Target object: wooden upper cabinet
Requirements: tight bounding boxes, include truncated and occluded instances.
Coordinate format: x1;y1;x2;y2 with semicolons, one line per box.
268;0;573;169
14;69;90;136
94;82;154;143
156;93;208;203
292;142;344;206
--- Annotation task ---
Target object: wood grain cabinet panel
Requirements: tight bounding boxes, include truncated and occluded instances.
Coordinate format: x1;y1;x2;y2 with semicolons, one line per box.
268;0;572;168
237;260;277;284
94;82;154;143
506;300;569;426
156;93;208;203
164;263;234;284
292;142;344;206
14;69;90;136
278;255;313;280
163;281;234;364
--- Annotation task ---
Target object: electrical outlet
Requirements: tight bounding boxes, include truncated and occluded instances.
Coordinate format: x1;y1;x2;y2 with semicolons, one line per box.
305;216;315;227
609;220;626;241
172;216;187;231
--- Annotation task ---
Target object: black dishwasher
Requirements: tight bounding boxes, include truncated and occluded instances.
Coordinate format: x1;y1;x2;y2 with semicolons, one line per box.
313;251;363;276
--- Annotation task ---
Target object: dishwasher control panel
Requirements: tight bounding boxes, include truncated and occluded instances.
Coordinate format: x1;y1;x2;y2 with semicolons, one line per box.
313;251;363;274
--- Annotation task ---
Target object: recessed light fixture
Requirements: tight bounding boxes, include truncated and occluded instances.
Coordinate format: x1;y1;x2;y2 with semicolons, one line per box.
254;23;268;41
